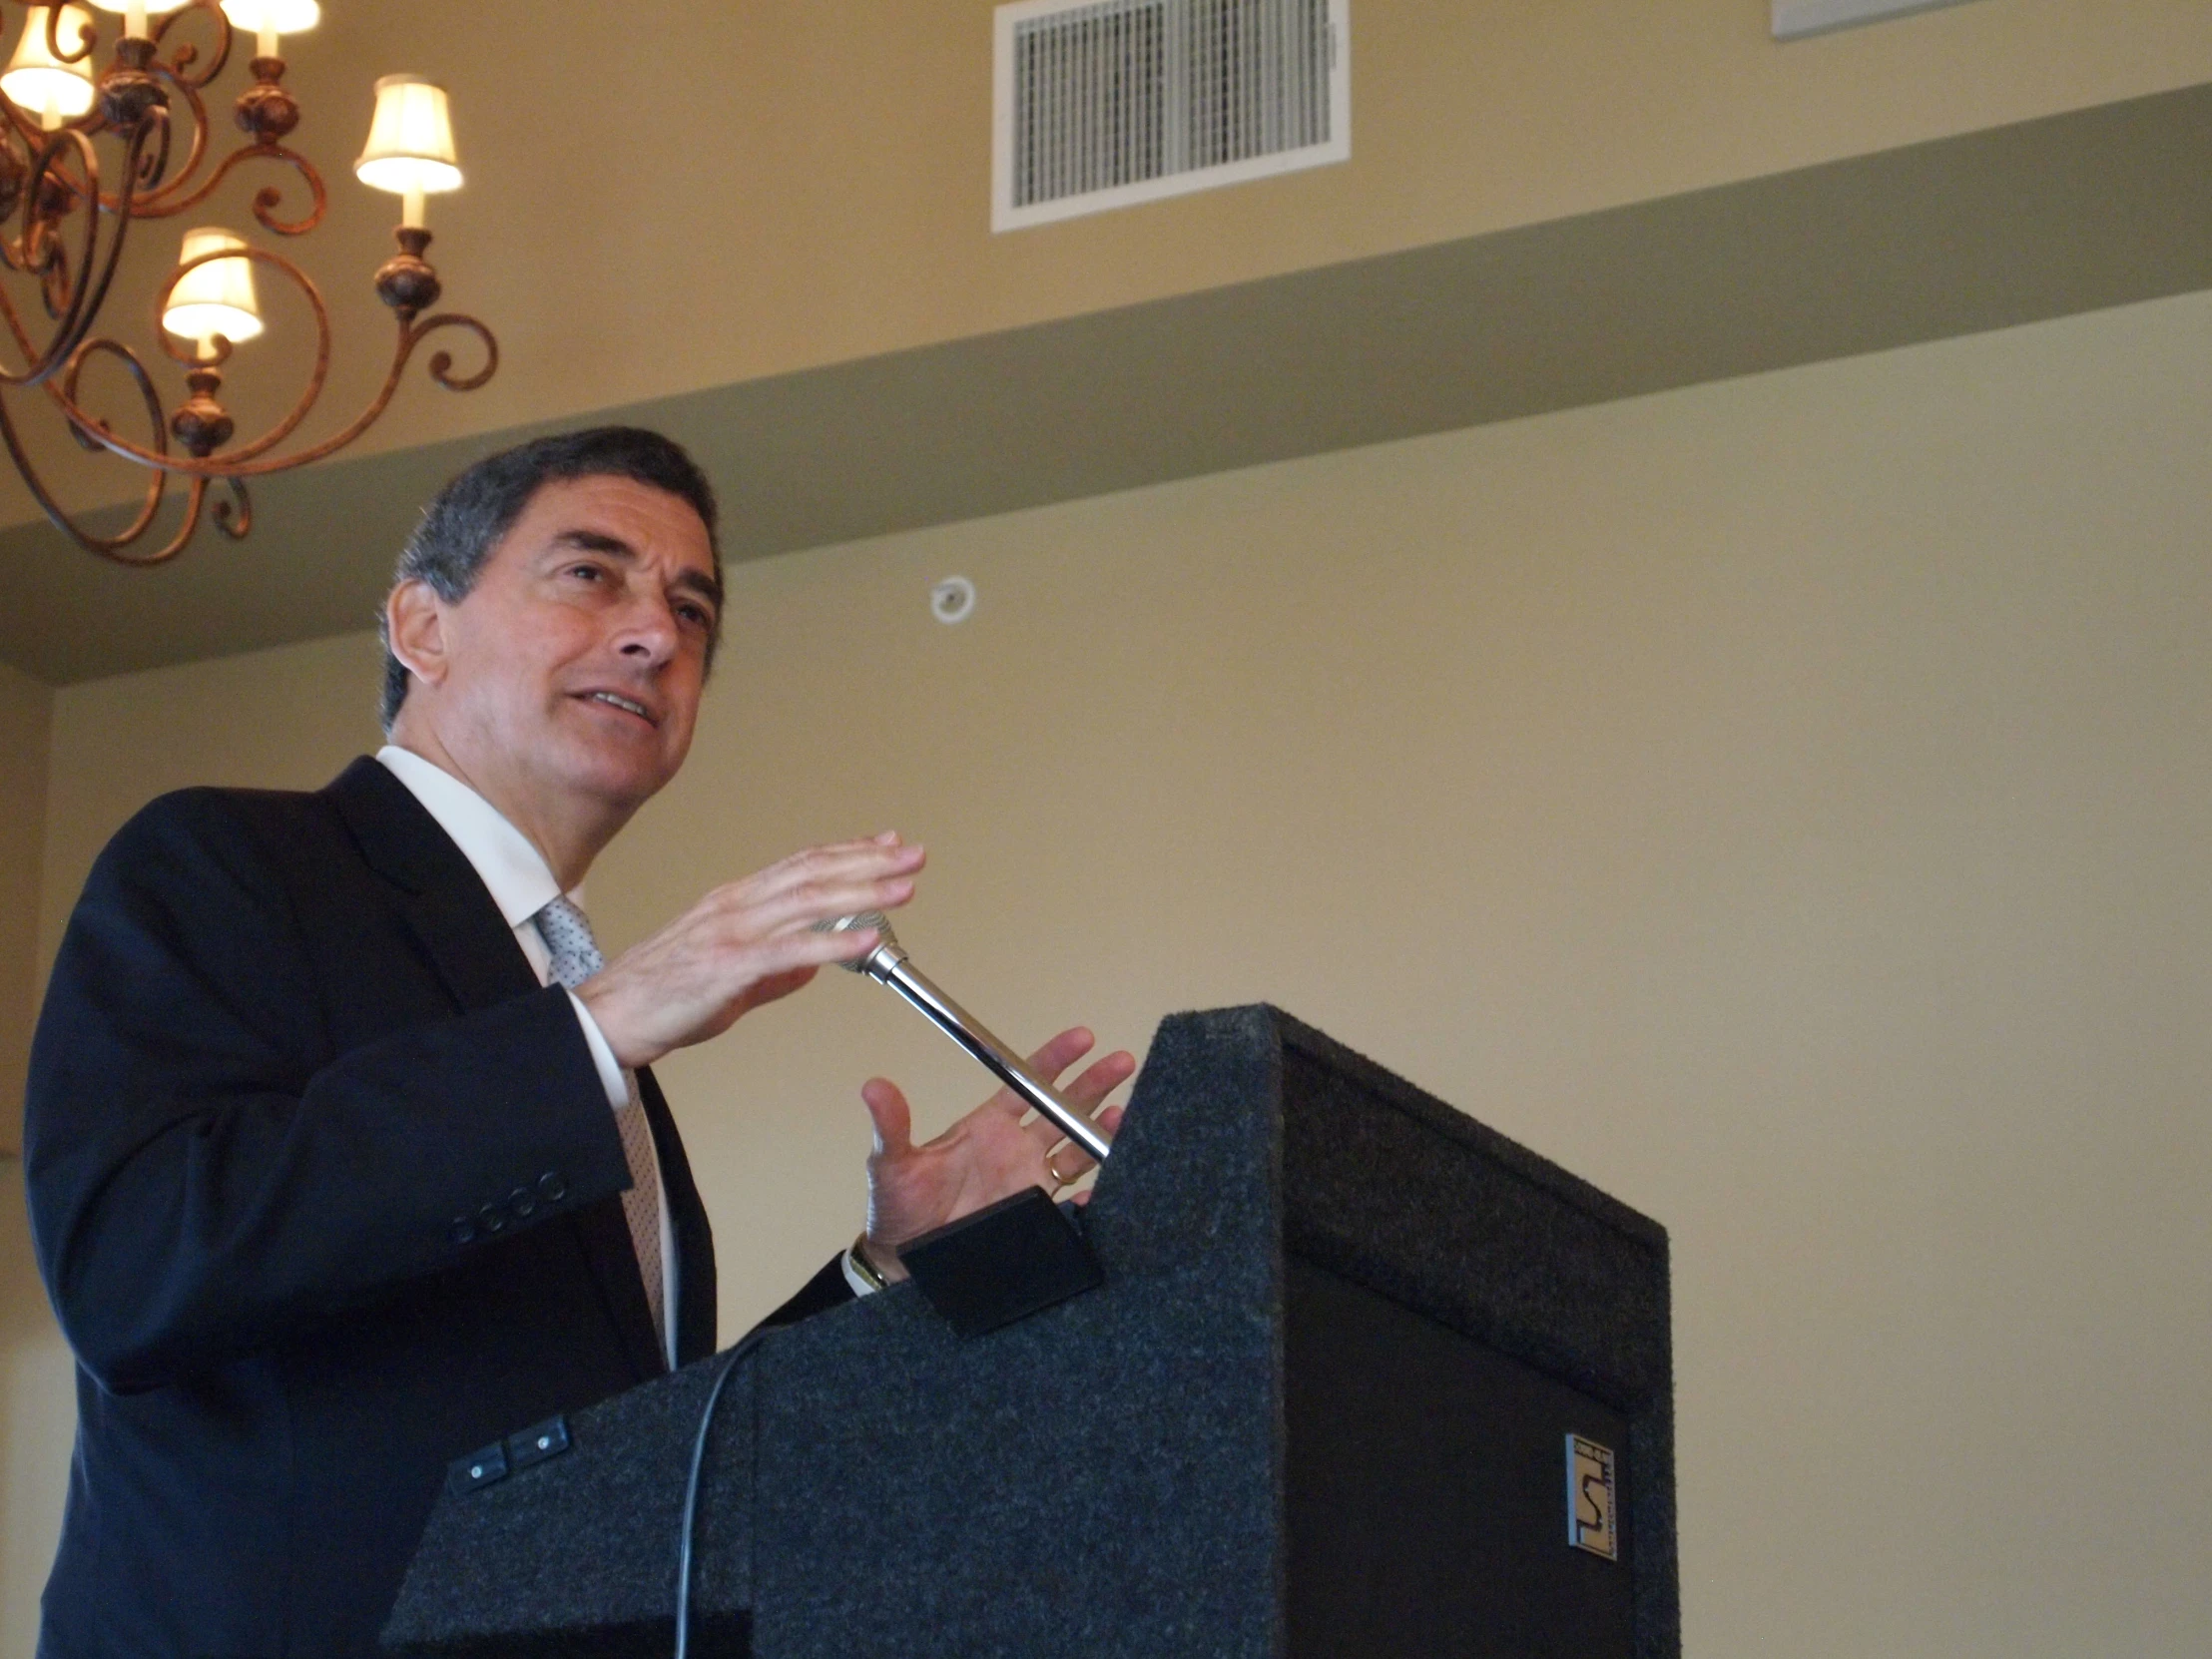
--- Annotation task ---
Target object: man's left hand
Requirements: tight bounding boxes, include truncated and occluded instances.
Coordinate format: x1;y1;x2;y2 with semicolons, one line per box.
855;1027;1134;1283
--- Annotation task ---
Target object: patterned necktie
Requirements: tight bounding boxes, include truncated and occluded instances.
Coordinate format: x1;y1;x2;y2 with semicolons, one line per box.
534;894;666;1355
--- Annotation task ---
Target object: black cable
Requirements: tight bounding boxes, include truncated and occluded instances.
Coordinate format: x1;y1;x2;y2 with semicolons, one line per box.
673;1327;772;1659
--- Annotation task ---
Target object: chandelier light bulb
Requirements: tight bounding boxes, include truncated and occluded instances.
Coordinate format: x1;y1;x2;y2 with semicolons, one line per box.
2;6;99;126
163;229;264;353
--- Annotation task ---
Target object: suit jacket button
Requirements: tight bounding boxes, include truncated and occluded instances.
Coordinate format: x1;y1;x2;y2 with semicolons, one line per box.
478;1202;507;1235
537;1171;567;1202
508;1186;536;1220
449;1216;476;1246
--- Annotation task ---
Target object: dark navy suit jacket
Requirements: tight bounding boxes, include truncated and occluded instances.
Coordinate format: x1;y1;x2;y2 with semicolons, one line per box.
23;757;847;1656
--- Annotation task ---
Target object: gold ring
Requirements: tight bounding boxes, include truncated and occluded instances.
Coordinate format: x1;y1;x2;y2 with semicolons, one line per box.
1042;1155;1073;1189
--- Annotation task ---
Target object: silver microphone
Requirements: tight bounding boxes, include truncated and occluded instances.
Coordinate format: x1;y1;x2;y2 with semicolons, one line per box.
815;911;1112;1164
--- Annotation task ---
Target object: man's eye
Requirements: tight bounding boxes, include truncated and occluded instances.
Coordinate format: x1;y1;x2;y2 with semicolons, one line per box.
678;604;714;629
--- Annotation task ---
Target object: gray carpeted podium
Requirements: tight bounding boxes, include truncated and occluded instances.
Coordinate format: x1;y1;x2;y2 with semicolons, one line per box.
383;1005;1676;1658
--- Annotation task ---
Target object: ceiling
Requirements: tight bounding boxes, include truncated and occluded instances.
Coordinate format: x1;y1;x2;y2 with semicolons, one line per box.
0;3;2207;684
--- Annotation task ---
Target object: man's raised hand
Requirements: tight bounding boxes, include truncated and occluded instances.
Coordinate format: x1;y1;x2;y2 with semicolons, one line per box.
855;1026;1134;1283
574;832;923;1069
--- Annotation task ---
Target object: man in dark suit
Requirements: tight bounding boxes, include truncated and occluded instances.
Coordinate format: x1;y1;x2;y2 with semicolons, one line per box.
22;427;1129;1656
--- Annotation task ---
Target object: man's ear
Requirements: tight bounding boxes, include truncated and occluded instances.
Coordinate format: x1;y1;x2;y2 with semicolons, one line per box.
385;579;450;695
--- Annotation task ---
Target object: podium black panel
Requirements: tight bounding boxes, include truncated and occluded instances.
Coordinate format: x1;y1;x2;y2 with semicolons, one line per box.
376;1355;758;1657
385;1006;1675;1659
1287;1258;1635;1657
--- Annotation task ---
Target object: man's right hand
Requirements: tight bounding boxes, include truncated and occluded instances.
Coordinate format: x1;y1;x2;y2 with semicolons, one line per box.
574;832;923;1069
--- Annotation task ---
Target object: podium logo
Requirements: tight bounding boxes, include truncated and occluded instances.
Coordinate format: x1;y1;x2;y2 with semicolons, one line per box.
1566;1433;1619;1561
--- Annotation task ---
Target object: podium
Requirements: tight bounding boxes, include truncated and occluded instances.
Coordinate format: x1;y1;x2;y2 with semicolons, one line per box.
383;1006;1677;1658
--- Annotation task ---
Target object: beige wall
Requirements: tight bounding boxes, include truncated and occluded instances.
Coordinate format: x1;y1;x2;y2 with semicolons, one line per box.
0;662;51;1659
0;664;46;1152
11;288;2212;1652
0;1178;68;1659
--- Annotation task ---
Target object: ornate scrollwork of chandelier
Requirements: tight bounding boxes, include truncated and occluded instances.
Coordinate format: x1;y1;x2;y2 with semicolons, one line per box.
0;0;497;565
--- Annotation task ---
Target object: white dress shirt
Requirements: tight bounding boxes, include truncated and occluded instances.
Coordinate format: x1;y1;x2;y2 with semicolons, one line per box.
375;745;680;1366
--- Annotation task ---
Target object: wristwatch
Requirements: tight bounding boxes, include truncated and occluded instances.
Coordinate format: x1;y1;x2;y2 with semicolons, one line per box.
846;1232;890;1294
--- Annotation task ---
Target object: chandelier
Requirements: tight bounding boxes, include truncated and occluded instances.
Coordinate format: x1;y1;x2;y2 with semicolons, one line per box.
0;0;497;564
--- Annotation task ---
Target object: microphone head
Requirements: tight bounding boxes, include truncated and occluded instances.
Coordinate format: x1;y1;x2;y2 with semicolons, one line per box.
815;910;901;972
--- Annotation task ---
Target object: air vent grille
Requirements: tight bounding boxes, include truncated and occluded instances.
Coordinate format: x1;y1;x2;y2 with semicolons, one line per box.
993;0;1349;232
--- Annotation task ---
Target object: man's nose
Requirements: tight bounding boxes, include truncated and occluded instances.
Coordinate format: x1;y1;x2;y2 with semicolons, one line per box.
615;594;680;662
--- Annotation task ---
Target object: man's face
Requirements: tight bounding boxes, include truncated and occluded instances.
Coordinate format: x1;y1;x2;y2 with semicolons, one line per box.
416;474;721;818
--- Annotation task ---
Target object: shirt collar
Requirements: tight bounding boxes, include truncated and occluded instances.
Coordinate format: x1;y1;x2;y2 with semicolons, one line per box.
375;746;580;929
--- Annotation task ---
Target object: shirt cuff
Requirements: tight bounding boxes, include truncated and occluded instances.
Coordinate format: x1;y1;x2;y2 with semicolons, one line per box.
564;989;631;1110
841;1249;882;1298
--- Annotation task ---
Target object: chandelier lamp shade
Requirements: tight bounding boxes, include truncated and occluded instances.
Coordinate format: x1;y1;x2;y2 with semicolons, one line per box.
355;74;456;224
163;226;259;346
2;6;96;123
0;0;497;564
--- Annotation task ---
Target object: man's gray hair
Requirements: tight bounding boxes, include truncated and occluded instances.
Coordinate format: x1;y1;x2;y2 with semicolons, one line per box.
377;426;722;732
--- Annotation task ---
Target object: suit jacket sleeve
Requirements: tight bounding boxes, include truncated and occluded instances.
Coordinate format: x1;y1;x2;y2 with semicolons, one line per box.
24;789;636;1395
762;1253;858;1330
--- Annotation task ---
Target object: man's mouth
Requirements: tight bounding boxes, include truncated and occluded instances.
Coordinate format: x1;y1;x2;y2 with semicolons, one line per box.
581;690;657;726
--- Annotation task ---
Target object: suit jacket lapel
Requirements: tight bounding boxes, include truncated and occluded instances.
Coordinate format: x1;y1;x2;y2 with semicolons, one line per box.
324;755;677;1381
324;757;540;1013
